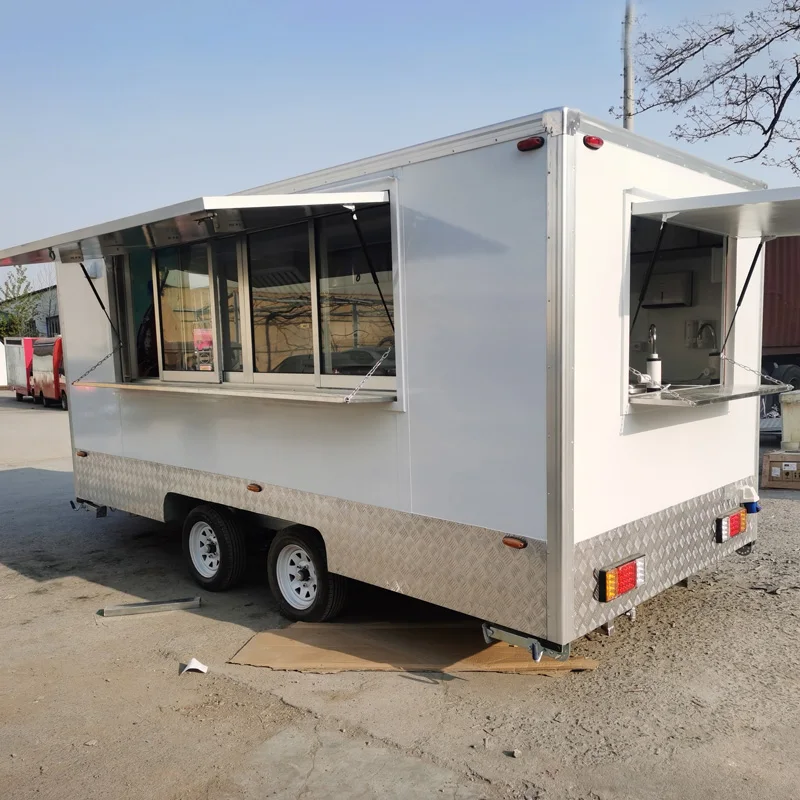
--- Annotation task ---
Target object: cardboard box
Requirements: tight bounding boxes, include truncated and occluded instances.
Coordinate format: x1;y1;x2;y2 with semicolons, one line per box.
761;451;800;490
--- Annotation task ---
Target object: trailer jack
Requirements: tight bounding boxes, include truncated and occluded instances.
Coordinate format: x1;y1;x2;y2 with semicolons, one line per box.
482;623;570;663
70;499;108;518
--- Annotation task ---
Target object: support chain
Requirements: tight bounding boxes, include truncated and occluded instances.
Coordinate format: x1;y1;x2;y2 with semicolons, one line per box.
344;348;393;404
719;354;788;387
628;367;697;405
71;344;122;386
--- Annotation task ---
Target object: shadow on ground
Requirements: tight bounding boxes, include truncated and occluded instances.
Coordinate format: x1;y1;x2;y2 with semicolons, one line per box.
0;464;472;660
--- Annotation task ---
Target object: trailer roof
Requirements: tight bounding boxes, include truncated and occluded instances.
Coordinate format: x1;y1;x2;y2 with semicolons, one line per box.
0;108;765;268
237;109;766;196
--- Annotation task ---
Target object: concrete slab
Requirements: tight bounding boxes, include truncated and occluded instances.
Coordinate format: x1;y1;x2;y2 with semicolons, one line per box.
221;726;487;800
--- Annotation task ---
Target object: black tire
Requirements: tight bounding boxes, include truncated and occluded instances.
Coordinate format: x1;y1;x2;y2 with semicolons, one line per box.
34;392;43;405
15;392;23;402
182;505;247;591
61;391;68;411
781;364;800;392
267;527;348;622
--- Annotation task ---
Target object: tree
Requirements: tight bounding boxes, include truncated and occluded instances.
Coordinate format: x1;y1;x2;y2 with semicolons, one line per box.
0;264;37;339
629;1;800;174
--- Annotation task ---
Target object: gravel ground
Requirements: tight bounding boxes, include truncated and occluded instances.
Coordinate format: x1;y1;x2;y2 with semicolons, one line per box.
1;392;799;799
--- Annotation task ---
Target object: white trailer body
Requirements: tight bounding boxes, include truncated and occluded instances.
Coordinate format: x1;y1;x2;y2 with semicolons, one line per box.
4;337;32;397
5;340;26;389
3;108;796;654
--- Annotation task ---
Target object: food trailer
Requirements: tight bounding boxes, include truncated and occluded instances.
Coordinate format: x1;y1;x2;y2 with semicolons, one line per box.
1;108;794;660
5;336;35;401
31;335;67;409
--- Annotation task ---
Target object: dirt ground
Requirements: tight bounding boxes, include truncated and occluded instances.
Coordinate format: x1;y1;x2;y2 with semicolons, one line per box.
1;392;800;800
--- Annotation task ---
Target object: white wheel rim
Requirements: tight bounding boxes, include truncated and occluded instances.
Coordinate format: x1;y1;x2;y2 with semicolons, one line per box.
276;545;318;610
189;522;221;578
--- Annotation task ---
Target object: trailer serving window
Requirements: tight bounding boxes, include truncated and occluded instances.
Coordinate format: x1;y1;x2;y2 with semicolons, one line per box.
628;218;727;392
108;192;396;399
627;187;800;407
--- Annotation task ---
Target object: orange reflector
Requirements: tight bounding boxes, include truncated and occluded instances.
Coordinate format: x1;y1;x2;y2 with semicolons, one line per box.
247;483;263;493
502;536;528;549
76;450;88;458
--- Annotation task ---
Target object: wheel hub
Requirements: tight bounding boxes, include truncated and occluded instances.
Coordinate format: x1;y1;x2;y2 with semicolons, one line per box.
189;522;221;578
276;545;319;610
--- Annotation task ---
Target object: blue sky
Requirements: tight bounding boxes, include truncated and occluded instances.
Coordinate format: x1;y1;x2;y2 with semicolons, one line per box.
0;0;778;270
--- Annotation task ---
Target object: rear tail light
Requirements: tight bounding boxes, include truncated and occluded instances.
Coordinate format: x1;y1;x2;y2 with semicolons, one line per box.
583;135;604;150
598;555;645;602
517;136;545;152
716;508;747;543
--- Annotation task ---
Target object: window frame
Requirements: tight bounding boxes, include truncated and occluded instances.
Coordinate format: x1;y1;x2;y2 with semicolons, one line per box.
247;219;318;387
216;236;253;384
314;208;396;391
623;190;732;413
152;244;223;384
227;197;397;392
118;188;399;395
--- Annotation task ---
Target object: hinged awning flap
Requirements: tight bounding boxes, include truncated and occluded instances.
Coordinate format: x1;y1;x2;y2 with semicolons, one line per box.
632;186;800;239
0;191;389;267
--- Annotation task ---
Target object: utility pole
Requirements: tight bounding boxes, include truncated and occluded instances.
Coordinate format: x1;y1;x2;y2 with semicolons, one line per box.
623;0;635;130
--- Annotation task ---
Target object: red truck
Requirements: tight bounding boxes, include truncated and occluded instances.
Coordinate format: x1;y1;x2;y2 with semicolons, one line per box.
31;336;67;409
5;336;35;401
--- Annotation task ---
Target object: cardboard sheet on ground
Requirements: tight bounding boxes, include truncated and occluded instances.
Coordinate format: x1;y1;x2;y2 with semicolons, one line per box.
229;623;597;674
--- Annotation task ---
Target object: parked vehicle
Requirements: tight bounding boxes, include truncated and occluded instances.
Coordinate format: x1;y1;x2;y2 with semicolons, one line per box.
31;336;67;409
761;238;800;437
5;336;35;401
0;108;792;660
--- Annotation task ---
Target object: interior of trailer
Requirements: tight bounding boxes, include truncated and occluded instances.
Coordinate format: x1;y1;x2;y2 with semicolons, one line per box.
629;218;726;389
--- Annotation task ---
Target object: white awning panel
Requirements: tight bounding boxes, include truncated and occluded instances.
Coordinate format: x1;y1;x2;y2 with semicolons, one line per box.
632;186;800;239
0;192;388;267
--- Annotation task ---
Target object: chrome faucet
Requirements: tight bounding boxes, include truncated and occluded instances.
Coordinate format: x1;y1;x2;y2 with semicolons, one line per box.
697;322;717;350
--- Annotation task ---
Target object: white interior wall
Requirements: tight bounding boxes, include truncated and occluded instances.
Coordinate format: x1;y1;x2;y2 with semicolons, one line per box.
630;254;723;381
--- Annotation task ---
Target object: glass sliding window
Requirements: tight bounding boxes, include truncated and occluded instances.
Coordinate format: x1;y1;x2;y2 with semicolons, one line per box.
317;205;394;377
248;223;313;375
156;244;216;373
213;238;243;373
129;250;159;378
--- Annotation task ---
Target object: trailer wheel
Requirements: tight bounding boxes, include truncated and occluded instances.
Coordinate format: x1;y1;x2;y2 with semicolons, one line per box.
182;505;247;591
15;392;23;402
781;364;800;392
60;391;68;411
34;392;43;405
267;528;348;622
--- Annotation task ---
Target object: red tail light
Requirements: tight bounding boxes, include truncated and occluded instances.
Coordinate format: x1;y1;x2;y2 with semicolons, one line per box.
517;136;545;152
583;135;604;150
598;555;645;602
716;508;747;543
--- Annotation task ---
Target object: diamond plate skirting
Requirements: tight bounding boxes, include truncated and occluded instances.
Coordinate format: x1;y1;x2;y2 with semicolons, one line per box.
573;477;758;638
74;452;548;635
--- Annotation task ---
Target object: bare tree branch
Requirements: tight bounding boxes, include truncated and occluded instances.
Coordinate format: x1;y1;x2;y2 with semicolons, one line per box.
617;1;800;174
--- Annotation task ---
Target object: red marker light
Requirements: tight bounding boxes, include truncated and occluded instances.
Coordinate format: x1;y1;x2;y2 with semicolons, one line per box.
517;136;545;152
583;135;604;150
